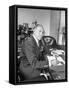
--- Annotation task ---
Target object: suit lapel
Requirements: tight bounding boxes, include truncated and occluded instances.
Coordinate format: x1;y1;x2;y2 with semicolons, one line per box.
31;36;39;48
31;36;40;55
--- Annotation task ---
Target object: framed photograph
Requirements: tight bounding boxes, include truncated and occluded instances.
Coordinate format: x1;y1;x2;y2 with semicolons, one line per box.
9;5;67;85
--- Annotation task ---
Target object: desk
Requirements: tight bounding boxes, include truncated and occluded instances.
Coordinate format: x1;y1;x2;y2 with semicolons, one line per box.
47;49;65;80
50;64;65;80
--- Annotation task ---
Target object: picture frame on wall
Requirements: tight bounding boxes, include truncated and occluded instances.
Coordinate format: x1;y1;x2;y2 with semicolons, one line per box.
9;5;67;85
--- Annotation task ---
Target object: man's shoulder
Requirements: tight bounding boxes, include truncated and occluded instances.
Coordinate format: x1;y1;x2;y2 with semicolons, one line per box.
25;36;34;45
25;36;33;41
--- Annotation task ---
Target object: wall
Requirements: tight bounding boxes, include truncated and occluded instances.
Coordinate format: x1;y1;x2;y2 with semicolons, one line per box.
50;10;60;41
18;8;65;42
58;11;65;45
60;11;65;28
18;8;51;35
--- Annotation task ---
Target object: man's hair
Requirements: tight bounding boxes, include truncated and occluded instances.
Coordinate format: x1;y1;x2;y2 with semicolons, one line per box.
32;24;44;31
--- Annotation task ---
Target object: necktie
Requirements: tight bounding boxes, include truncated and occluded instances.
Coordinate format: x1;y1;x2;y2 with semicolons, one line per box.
38;40;41;47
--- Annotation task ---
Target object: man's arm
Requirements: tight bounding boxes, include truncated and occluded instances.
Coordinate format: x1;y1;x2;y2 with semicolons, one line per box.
24;39;48;69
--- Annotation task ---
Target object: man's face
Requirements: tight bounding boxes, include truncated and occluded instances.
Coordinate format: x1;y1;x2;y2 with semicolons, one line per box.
34;26;44;40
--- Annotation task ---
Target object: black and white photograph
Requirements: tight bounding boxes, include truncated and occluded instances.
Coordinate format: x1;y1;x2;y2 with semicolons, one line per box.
9;5;67;85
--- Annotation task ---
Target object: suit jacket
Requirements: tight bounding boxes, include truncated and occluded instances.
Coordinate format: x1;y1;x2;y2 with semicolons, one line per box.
19;36;48;80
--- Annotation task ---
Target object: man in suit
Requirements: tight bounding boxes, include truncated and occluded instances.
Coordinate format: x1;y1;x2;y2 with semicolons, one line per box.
19;24;48;81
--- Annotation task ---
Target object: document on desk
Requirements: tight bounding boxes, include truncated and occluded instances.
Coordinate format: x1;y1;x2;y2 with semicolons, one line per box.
57;56;65;64
51;49;65;55
47;55;65;67
47;56;56;67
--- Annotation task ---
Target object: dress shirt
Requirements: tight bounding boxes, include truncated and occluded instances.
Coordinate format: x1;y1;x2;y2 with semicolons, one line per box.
33;34;39;47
